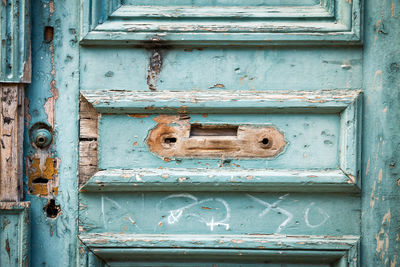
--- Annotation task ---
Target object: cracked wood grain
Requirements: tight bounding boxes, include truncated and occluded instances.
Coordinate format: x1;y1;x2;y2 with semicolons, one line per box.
79;94;99;186
0;84;24;201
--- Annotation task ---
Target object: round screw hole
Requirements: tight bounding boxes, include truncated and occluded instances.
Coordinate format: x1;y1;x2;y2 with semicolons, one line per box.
261;138;269;145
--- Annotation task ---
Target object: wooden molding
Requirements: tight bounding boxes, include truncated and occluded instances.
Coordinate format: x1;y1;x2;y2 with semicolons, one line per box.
80;0;361;46
79;89;362;192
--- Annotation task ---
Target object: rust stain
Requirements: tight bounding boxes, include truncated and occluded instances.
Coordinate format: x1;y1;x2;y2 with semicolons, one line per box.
27;156;59;197
210;84;225;89
129;114;150;118
133;142;138;146
202;114;208;118
201;206;211;210
392;3;395;17
5;238;10;258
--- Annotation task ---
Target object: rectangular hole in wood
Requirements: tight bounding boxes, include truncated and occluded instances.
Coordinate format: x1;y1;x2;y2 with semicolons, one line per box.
189;124;238;137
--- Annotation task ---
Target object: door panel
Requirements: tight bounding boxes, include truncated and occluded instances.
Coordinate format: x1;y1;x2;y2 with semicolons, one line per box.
78;0;363;265
80;192;360;235
21;0;400;265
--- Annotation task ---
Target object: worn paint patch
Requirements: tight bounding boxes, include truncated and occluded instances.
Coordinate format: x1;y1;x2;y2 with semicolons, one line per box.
370;181;376;208
27;155;59;197
147;115;286;159
376;209;391;260
43;25;59;127
147;49;162;91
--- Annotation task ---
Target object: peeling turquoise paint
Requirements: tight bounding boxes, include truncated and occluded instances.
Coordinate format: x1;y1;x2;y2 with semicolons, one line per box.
24;0;79;266
18;0;399;266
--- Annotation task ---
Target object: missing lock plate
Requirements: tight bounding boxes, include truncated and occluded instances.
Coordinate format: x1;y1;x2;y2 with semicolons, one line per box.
147;116;286;159
190;124;238;137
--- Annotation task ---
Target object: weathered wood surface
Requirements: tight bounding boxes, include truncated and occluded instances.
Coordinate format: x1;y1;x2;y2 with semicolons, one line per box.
80;0;360;45
0;0;31;83
24;0;80;265
79;95;98;186
22;0;400;265
81;169;355;193
0;202;30;267
0;84;24;202
147;116;286;159
81;89;362;113
361;0;400;265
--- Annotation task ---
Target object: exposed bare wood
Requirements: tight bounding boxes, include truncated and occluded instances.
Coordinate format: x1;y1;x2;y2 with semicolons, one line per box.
79;95;98;186
147;115;286;159
0;84;24;201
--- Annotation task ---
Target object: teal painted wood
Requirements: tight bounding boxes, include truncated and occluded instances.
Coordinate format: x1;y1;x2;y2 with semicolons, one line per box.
81;90;361;113
78;241;105;267
79;0;361;45
24;0;80;266
81;169;355;193
0;202;30;267
79;192;360;236
80;90;361;192
0;0;30;83
80;47;363;91
79;236;359;266
87;249;352;267
361;0;400;265
22;0;400;265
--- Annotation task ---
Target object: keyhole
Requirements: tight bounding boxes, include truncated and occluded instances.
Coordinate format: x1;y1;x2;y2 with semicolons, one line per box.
164;137;177;144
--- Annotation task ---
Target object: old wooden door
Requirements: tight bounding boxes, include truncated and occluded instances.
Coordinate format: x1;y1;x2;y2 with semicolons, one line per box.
20;0;399;266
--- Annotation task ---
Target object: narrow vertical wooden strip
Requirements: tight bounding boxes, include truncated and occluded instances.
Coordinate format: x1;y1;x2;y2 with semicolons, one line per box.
0;1;7;77
340;95;362;186
79;94;99;186
0;0;30;82
0;84;23;201
17;84;24;200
